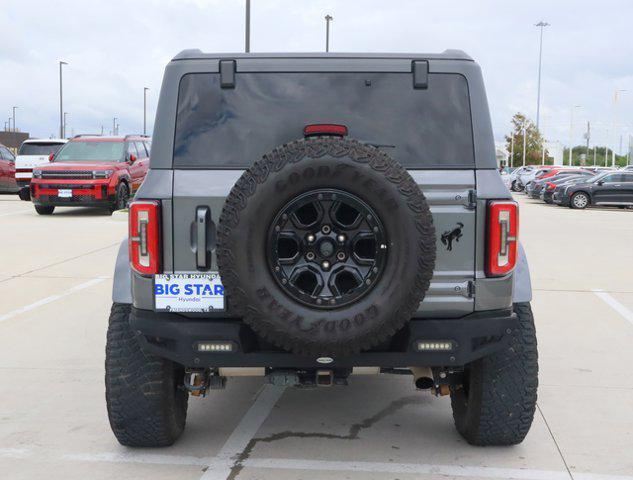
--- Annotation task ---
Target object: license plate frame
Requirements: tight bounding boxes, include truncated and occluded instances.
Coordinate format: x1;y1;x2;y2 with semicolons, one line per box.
58;189;72;198
154;272;225;313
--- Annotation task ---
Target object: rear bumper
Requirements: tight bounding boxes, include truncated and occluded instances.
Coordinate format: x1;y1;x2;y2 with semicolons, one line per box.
130;307;518;368
553;192;570;206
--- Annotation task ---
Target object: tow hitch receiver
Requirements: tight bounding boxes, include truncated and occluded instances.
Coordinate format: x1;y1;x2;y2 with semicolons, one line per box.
316;369;334;387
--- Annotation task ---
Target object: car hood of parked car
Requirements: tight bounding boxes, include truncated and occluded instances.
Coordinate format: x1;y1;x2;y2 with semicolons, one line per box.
37;162;125;171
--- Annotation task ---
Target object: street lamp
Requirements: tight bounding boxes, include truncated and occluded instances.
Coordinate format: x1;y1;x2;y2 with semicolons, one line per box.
143;87;149;135
568;105;582;166
245;0;251;53
59;61;68;138
64;112;69;138
12;106;17;132
325;15;333;52
612;89;626;167
535;21;550;131
522;124;527;166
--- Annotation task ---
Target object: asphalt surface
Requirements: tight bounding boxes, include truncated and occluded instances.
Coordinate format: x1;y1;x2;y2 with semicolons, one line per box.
0;194;632;480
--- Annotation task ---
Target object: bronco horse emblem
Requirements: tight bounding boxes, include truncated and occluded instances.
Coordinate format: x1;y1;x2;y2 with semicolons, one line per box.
441;222;464;251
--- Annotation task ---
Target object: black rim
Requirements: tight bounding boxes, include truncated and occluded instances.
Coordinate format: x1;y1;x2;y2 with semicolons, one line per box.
268;189;388;309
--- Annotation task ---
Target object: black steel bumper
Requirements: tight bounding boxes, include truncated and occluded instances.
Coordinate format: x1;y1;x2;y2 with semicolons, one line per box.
130;307;518;368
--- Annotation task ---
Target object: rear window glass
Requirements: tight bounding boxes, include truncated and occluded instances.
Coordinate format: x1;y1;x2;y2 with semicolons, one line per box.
174;72;474;169
19;142;65;156
55;141;125;162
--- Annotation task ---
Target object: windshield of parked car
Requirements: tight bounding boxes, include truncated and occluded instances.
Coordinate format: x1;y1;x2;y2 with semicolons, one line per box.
54;141;125;162
18;142;65;156
174;72;475;169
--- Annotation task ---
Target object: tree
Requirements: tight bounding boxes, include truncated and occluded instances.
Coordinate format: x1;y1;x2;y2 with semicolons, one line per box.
505;113;548;167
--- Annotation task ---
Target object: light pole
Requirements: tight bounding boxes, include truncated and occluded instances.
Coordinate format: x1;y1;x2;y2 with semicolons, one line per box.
510;135;515;168
63;112;68;138
12;106;17;132
143;87;149;135
522;125;527;166
245;0;251;53
612;89;626;167
535;21;549;131
113;117;117;136
568;105;582;166
59;61;68;138
325;15;333;52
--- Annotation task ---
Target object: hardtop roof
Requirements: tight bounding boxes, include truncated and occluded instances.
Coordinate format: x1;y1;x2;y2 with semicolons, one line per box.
172;49;473;62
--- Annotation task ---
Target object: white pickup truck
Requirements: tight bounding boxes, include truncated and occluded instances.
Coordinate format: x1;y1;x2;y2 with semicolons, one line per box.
15;139;67;200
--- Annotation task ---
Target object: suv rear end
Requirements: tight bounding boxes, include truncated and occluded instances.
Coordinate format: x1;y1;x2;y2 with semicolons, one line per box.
107;51;537;448
30;135;151;215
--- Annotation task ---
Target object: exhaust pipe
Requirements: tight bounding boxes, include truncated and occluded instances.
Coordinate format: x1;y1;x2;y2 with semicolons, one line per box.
410;367;434;390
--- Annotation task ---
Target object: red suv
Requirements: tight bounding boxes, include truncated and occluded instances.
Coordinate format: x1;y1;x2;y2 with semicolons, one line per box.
30;135;151;215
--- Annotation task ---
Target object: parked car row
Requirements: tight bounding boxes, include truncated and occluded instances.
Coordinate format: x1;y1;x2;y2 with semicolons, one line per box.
0;135;151;215
502;165;633;210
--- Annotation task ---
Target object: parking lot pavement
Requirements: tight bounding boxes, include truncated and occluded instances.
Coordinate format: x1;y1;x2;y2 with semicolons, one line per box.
1;194;632;480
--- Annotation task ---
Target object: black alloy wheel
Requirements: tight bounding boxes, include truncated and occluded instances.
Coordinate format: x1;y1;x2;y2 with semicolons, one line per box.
268;189;387;309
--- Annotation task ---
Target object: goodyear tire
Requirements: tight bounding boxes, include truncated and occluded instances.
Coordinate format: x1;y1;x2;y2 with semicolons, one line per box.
217;137;436;357
450;302;538;446
105;303;188;447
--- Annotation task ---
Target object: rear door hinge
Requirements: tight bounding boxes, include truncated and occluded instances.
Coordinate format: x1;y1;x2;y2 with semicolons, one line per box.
219;59;236;89
467;280;476;298
467;189;477;210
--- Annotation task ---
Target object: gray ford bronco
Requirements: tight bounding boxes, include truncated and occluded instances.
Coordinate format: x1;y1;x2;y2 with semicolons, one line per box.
106;51;537;448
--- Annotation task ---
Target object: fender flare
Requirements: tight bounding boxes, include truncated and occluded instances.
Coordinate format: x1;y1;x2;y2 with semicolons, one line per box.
112;239;132;304
512;242;532;303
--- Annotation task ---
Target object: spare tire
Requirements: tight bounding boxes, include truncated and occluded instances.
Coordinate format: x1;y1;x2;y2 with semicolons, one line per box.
217;137;435;357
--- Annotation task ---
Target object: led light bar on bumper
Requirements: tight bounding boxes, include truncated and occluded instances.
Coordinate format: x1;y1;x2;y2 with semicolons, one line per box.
486;201;518;276
129;200;161;275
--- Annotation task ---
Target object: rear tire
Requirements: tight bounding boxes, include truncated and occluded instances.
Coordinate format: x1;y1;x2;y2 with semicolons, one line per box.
450;303;538;446
34;205;54;215
105;303;188;447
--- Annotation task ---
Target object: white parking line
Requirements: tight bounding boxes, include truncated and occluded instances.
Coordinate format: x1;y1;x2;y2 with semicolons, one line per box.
0;277;107;323
200;384;286;479
5;447;633;480
593;289;633;326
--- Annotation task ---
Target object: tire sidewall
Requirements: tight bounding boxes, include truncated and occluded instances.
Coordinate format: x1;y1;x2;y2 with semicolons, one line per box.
218;139;435;355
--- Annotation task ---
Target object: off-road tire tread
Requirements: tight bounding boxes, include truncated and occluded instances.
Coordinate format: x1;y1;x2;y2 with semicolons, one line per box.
105;303;188;447
450;302;538;446
217;137;435;356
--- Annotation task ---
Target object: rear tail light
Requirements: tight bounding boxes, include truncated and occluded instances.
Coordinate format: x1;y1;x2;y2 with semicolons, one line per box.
129;200;161;275
303;124;348;137
486;201;518;277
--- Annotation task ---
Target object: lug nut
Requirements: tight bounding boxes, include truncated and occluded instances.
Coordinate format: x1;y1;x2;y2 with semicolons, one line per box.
322;261;330;270
306;234;316;243
306;252;316;261
321;225;331;234
337;234;346;243
336;251;346;261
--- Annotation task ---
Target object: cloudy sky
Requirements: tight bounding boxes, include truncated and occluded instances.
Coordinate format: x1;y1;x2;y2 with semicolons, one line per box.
2;0;632;152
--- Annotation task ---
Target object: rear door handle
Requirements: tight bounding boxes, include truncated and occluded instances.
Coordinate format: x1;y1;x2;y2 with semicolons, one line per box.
196;206;210;269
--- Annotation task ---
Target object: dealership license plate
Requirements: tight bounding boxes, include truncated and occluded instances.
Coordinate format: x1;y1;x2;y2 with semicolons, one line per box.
58;189;72;198
154;273;225;312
